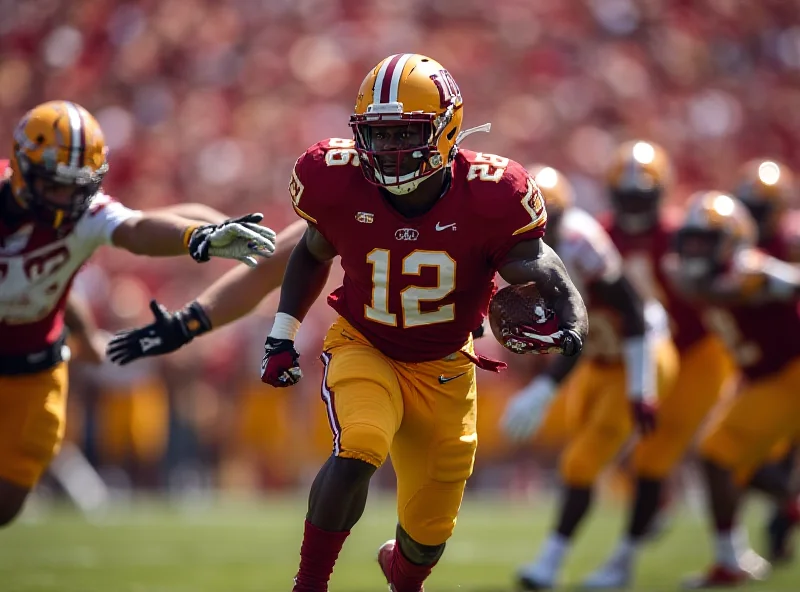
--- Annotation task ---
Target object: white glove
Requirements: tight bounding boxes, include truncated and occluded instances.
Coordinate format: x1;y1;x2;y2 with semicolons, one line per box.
189;213;277;267
501;376;557;443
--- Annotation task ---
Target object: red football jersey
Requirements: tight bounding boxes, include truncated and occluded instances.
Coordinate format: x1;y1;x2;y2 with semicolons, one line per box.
289;139;547;362
704;249;800;380
710;226;800;381
605;214;709;352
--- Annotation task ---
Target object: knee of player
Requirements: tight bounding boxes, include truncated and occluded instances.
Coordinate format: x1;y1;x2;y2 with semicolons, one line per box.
339;423;393;468
560;447;606;486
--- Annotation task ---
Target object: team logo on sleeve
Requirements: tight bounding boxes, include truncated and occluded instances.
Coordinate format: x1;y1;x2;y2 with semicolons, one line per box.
512;178;548;236
356;212;374;224
288;164;305;206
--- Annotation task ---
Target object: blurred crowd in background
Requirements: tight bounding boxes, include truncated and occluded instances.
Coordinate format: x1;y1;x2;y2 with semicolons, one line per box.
4;0;800;496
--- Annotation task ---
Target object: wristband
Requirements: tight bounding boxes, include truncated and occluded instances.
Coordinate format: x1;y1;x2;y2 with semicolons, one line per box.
269;312;301;341
182;225;201;249
179;301;213;339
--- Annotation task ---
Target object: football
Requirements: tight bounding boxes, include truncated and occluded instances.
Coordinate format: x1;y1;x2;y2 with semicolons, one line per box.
488;282;560;354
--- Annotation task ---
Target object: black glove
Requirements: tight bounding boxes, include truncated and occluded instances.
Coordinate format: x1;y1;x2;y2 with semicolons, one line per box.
260;336;302;387
560;329;583;357
106;299;212;365
471;323;485;339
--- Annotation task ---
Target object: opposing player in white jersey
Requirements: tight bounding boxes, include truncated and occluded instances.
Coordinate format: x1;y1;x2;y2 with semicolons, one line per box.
0;100;277;528
501;166;678;590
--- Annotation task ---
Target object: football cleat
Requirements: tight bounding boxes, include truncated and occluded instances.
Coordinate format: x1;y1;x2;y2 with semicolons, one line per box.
516;561;556;590
682;551;770;589
377;539;425;592
581;557;632;589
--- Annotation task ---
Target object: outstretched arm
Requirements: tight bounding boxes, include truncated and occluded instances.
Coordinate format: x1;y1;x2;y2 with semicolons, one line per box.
112;210;276;266
498;238;589;351
105;221;305;365
196;219;307;328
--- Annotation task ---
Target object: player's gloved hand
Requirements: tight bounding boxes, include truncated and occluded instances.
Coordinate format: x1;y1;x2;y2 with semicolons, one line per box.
630;399;657;435
505;325;583;356
260;337;302;387
188;213;277;267
106;300;211;365
501;376;556;443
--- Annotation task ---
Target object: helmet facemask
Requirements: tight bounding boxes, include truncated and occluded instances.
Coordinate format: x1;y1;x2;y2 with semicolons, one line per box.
673;227;729;280
15;148;106;227
610;186;662;234
350;103;453;195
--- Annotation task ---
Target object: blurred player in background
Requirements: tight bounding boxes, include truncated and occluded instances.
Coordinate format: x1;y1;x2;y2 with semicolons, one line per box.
668;191;800;587
731;160;800;564
0;100;277;529
259;54;588;592
500;165;672;590
582;141;739;588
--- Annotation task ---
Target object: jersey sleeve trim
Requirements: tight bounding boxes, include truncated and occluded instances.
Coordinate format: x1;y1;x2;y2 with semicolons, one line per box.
288;156;318;224
511;177;547;236
292;204;317;224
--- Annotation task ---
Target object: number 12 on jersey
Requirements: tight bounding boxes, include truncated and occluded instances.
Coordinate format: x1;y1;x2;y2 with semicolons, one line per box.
365;249;456;328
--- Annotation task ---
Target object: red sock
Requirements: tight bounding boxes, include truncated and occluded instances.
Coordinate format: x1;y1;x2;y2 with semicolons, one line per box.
292;520;350;592
389;544;436;592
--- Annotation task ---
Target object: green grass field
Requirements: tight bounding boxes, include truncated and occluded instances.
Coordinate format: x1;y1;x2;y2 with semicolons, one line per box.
1;493;798;592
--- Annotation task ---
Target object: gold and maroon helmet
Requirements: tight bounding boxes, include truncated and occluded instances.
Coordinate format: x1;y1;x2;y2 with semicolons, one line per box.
527;164;574;246
732;159;794;242
674;191;757;278
527;164;574;216
606;140;672;234
349;54;463;195
10;100;108;228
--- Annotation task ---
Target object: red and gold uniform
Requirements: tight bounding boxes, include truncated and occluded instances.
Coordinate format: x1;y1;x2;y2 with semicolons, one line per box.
554;207;678;487
667;191;800;479
605;215;736;479
701;242;800;477
0;102;139;489
290;139;546;544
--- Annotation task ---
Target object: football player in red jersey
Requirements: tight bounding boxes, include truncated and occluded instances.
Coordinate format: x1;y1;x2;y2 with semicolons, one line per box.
668;191;800;587
500;166;671;591
732;159;800;564
582;141;739;588
0;100;277;528
257;54;587;592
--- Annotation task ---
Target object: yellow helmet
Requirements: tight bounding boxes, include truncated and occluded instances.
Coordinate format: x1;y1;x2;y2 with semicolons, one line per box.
733;159;794;242
527;164;574;216
674;191;757;278
10;100;108;227
606;140;672;233
350;54;463;195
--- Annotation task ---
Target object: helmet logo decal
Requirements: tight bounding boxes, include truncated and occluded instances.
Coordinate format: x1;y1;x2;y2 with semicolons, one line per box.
430;69;462;109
